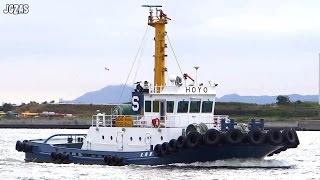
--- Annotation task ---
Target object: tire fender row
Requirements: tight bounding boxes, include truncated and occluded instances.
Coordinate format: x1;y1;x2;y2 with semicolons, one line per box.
268;128;299;157
153;128;299;157
103;155;124;166
50;152;70;163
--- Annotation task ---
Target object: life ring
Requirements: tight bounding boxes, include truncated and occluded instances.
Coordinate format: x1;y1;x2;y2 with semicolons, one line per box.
267;129;283;145
152;118;160;128
161;142;170;155
225;129;244;145
203;129;222;146
186;131;202;148
168;139;177;152
153;144;162;157
176;136;186;149
247;129;266;145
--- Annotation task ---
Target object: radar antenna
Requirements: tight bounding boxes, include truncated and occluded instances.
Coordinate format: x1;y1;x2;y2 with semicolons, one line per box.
141;5;162;8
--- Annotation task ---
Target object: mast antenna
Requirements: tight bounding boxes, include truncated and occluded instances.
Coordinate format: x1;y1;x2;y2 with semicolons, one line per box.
142;5;170;92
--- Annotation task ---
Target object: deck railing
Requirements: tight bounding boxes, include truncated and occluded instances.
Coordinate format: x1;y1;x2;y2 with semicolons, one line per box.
43;134;87;144
92;113;229;128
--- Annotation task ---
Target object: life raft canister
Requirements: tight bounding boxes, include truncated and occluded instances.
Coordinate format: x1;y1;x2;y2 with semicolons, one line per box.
152;118;160;128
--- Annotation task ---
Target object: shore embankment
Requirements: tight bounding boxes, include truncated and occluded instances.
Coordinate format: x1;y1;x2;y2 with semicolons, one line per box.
264;120;320;131
0;118;92;129
0;118;319;130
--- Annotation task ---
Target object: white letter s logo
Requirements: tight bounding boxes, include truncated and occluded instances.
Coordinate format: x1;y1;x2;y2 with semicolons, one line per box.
132;96;139;111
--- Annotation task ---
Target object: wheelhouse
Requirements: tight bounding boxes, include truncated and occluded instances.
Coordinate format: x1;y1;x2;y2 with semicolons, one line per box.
131;82;217;128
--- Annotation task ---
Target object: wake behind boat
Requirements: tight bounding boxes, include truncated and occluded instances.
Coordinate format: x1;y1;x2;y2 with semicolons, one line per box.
15;5;299;166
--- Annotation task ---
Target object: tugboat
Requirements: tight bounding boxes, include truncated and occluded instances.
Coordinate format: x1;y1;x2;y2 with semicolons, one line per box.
16;6;299;166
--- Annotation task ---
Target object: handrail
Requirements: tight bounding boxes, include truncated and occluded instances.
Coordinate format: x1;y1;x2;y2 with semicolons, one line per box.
91;114;230;129
43;134;87;143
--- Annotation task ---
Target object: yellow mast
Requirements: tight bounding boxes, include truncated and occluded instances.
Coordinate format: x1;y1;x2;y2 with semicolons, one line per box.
144;6;170;92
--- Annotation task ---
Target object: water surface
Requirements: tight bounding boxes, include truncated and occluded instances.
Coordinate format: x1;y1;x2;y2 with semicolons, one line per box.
0;129;319;180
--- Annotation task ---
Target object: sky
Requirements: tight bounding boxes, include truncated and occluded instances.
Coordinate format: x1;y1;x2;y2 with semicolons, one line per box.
1;0;319;104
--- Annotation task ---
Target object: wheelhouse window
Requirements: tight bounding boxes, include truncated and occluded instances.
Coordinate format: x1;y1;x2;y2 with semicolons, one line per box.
153;101;159;112
202;101;213;113
189;101;201;113
166;101;174;113
145;100;151;112
177;101;189;113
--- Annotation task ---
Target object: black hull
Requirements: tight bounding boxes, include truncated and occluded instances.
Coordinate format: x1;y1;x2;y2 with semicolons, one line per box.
23;142;285;165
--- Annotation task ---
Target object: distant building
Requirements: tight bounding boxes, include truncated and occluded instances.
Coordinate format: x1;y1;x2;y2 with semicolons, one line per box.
21;111;39;118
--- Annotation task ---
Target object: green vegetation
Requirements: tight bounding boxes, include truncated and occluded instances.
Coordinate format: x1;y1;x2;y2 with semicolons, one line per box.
1;96;319;121
215;101;320;121
276;95;291;105
0;103;14;112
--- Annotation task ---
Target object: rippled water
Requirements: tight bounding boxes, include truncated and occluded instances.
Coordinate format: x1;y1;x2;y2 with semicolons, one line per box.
0;129;319;180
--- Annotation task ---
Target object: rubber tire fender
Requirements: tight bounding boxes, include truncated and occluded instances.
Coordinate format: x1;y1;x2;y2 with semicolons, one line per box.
225;129;244;145
24;143;33;153
104;155;112;165
203;129;222;146
247;129;266;145
153;144;162;157
186;131;202;148
282;129;297;144
118;157;124;166
176;136;186;149
290;129;300;147
15;141;23;152
110;156;118;166
267;129;283;145
161;142;170;155
60;154;69;163
51;152;58;161
104;156;110;165
168;139;177;152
